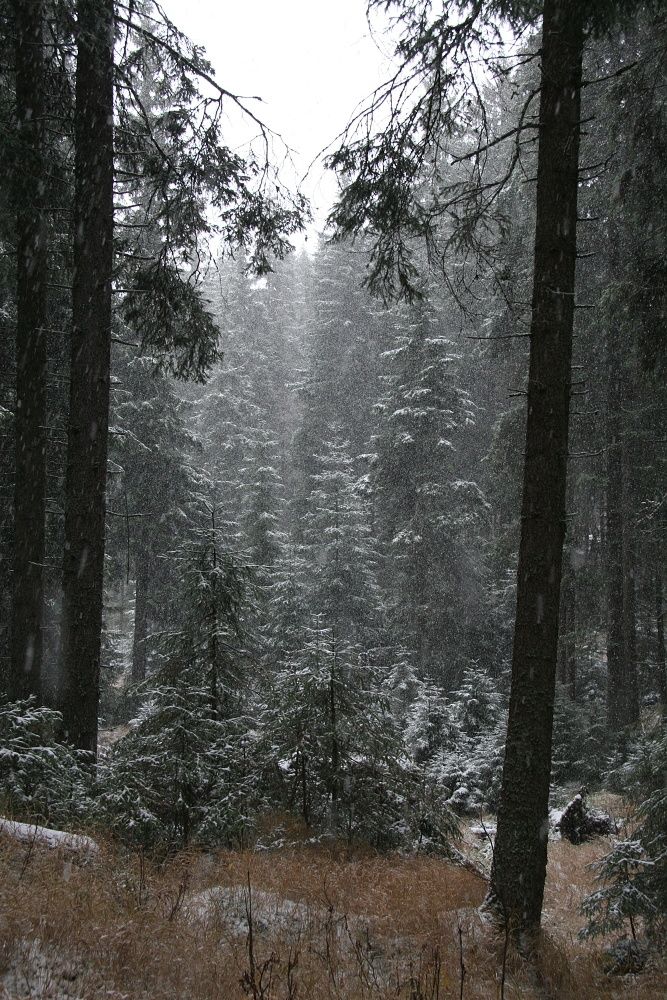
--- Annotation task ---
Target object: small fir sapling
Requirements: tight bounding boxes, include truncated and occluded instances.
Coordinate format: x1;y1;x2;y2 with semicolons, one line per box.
100;534;262;848
550;684;607;789
406;668;506;815
581;726;667;947
0;699;94;826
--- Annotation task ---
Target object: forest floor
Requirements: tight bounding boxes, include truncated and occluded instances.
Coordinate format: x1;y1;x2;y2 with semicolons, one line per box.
1;811;665;999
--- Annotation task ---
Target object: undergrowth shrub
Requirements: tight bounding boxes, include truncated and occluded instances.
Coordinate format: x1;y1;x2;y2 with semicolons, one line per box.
551;685;607;788
581;724;667;944
98;699;265;850
406;668;506;814
0;697;94;826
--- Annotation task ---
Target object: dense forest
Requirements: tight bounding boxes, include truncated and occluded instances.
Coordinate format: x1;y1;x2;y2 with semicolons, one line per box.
0;0;665;996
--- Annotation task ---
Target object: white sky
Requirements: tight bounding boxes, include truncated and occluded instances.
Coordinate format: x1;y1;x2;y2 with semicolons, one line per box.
159;0;393;226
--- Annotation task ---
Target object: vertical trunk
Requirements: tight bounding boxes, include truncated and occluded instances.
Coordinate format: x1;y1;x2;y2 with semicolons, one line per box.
59;0;114;753
604;328;640;729
605;336;628;729
655;571;667;712
621;379;640;722
566;582;577;702
622;527;640;722
209;511;219;714
329;635;339;833
489;0;583;937
301;751;309;826
621;344;640;723
564;569;577;700
131;560;148;684
9;0;47;702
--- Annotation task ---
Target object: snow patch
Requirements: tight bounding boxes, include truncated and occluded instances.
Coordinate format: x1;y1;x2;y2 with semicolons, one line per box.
470;822;496;841
0;817;99;855
184;886;312;938
1;938;83;999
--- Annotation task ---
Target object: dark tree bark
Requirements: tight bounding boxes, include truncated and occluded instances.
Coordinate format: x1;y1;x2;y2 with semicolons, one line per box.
488;0;583;938
622;526;640;721
566;573;577;703
301;751;309;826
605;325;640;729
656;571;667;712
9;0;48;702
329;637;339;833
208;509;219;715
621;345;641;723
59;0;114;753
558;568;577;700
131;560;148;684
605;332;628;729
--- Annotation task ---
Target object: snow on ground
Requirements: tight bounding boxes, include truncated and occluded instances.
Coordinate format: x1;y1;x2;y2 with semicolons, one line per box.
185;885;313;938
1;939;84;1000
549;807;565;835
0;818;98;855
184;883;418;980
469;821;496;840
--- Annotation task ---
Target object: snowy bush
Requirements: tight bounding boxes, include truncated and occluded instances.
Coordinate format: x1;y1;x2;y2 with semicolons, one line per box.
99;699;266;848
0;698;94;826
260;638;458;849
551;685;606;787
99;537;265;848
334;746;459;852
405;669;506;814
433;724;506;814
581;725;667;943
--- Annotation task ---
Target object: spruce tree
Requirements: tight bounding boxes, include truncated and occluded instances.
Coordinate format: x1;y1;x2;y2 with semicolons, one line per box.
56;1;306;751
373;297;482;688
326;0;652;935
102;514;258;847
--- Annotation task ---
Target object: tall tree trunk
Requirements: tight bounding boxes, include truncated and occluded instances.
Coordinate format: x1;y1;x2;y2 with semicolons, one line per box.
301;751;309;826
655;571;667;713
558;567;577;699
604;327;640;729
9;0;48;702
621;340;641;723
208;509;219;714
131;559;148;684
488;0;583;938
622;526;640;722
59;0;114;753
329;633;339;834
605;330;627;729
566;573;577;702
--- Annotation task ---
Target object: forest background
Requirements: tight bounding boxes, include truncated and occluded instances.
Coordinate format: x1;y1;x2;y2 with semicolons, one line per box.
0;0;665;971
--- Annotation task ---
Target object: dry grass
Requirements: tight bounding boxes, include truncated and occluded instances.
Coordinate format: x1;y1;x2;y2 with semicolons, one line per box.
0;822;665;999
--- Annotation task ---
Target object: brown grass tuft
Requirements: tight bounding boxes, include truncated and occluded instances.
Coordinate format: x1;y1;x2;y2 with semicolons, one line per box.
0;823;665;999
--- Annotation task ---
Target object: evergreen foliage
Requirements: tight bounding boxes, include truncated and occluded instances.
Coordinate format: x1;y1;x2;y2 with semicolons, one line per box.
582;726;667;942
101;531;259;848
0;699;93;826
373;299;486;688
550;685;607;787
406;669;506;815
0;0;664;957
